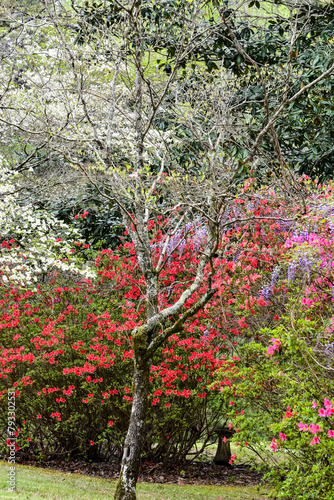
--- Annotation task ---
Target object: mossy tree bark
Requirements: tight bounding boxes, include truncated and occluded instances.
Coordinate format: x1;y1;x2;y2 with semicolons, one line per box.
114;341;150;500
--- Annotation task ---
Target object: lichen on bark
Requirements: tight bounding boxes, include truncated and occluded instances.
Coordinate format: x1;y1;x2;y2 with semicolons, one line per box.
114;469;136;500
114;326;151;500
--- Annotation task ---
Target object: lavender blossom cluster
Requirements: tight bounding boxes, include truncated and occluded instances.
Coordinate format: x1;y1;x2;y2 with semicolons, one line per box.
287;260;298;283
287;254;315;284
325;341;334;358
329;219;334;235
260;266;281;299
277;220;294;233
152;220;208;259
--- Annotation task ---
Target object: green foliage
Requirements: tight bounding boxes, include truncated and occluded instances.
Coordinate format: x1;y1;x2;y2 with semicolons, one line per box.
44;185;124;250
218;300;334;498
218;1;334;180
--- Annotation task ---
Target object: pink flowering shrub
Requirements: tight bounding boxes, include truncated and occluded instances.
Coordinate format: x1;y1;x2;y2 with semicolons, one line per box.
215;180;334;499
266;338;281;359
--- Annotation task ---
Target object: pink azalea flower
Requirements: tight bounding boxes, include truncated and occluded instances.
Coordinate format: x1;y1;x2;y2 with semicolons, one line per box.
324;398;332;409
318;408;326;417
328;430;334;438
270;438;278;451
326;408;334;417
309;424;322;434
312;400;318;409
266;338;281;358
309;436;321;446
266;346;274;357
298;421;308;432
279;432;287;441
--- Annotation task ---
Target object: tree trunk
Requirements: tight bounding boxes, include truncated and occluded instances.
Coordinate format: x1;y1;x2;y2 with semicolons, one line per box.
114;329;150;500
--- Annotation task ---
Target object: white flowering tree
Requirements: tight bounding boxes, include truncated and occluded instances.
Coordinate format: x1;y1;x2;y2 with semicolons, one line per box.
0;160;95;288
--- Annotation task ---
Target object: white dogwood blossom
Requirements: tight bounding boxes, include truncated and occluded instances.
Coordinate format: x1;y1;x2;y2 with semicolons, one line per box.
0;160;95;288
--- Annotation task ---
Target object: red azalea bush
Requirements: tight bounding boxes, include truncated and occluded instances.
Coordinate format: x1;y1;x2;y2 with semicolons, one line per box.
0;277;228;463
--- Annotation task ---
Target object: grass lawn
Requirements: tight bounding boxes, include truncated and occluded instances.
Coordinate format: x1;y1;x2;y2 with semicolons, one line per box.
0;462;267;500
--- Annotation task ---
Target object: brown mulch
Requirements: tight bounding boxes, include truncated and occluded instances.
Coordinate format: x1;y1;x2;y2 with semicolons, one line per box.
15;457;263;486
